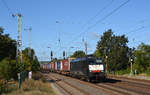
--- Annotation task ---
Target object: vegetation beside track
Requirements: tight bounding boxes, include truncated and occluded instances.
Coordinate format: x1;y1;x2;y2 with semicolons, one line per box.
94;29;150;76
2;79;56;95
0;27;40;94
2;72;56;95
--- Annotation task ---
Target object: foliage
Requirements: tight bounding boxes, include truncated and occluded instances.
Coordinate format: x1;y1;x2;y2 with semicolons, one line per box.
0;27;16;61
95;29;130;72
51;58;57;62
0;27;40;81
0;58;17;94
22;48;40;72
133;43;150;74
0;58;17;80
0;27;41;94
115;68;130;75
70;50;85;58
94;50;101;58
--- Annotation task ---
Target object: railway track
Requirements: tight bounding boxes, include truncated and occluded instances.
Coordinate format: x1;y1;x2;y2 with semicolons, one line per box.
100;83;150;95
108;75;150;85
45;73;89;95
50;73;132;95
96;78;150;95
48;73;150;95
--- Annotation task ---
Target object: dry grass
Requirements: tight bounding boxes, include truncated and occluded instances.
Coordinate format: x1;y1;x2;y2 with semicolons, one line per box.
3;79;57;95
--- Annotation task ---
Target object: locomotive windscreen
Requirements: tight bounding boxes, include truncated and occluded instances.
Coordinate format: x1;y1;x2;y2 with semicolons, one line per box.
88;58;103;64
96;59;102;63
88;58;104;71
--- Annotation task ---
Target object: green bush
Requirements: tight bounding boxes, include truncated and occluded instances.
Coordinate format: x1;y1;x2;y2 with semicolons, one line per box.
146;67;150;76
0;58;17;80
116;68;130;75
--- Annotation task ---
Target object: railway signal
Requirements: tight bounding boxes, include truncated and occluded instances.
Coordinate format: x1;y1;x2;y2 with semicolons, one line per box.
63;51;65;59
51;51;53;60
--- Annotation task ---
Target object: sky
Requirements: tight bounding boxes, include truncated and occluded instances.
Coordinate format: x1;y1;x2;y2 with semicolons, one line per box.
0;0;150;61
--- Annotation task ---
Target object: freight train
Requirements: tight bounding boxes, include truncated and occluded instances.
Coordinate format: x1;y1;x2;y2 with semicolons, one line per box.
41;57;106;81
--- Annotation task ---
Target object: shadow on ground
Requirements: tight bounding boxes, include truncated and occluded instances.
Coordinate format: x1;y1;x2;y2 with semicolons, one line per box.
46;78;62;83
92;78;122;84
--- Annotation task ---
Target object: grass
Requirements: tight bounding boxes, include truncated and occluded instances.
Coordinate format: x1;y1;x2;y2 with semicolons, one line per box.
116;69;130;75
3;79;57;95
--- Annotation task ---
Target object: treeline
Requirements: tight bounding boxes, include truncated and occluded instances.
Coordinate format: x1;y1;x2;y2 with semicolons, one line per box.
94;29;150;75
0;27;40;81
66;29;150;75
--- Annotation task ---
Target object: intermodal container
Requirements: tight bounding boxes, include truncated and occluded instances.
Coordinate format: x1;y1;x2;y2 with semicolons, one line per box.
46;64;51;70
54;62;57;70
51;62;54;70
56;61;61;70
42;64;46;70
61;59;70;71
50;62;52;70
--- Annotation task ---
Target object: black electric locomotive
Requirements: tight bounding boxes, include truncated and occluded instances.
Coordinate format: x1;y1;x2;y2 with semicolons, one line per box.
70;57;106;81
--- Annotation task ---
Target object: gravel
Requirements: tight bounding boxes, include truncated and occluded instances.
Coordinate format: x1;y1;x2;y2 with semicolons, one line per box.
50;73;110;95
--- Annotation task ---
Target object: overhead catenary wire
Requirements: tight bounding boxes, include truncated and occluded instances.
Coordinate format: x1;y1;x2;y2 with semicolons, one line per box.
85;0;130;33
54;0;130;58
66;0;130;47
83;0;114;27
1;0;13;15
127;25;150;47
125;24;150;36
70;0;114;44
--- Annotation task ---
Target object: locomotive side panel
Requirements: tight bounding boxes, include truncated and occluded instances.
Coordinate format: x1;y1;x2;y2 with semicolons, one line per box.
70;59;88;78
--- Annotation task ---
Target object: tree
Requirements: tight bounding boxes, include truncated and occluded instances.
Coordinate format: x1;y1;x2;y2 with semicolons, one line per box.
22;48;40;71
95;29;129;72
133;43;150;74
0;27;40;81
0;58;17;80
51;58;57;62
0;27;4;35
0;27;16;61
71;50;85;58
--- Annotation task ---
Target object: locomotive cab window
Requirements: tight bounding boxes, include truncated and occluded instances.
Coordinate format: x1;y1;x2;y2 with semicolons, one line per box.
88;60;95;64
96;59;103;64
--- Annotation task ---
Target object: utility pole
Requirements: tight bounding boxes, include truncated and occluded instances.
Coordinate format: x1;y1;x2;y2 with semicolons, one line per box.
56;21;62;59
104;47;108;73
130;58;133;76
12;13;22;89
83;38;88;56
85;42;88;56
24;27;32;56
105;54;108;73
130;39;135;76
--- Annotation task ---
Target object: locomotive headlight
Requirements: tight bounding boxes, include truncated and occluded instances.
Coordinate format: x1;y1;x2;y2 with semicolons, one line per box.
88;65;104;71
